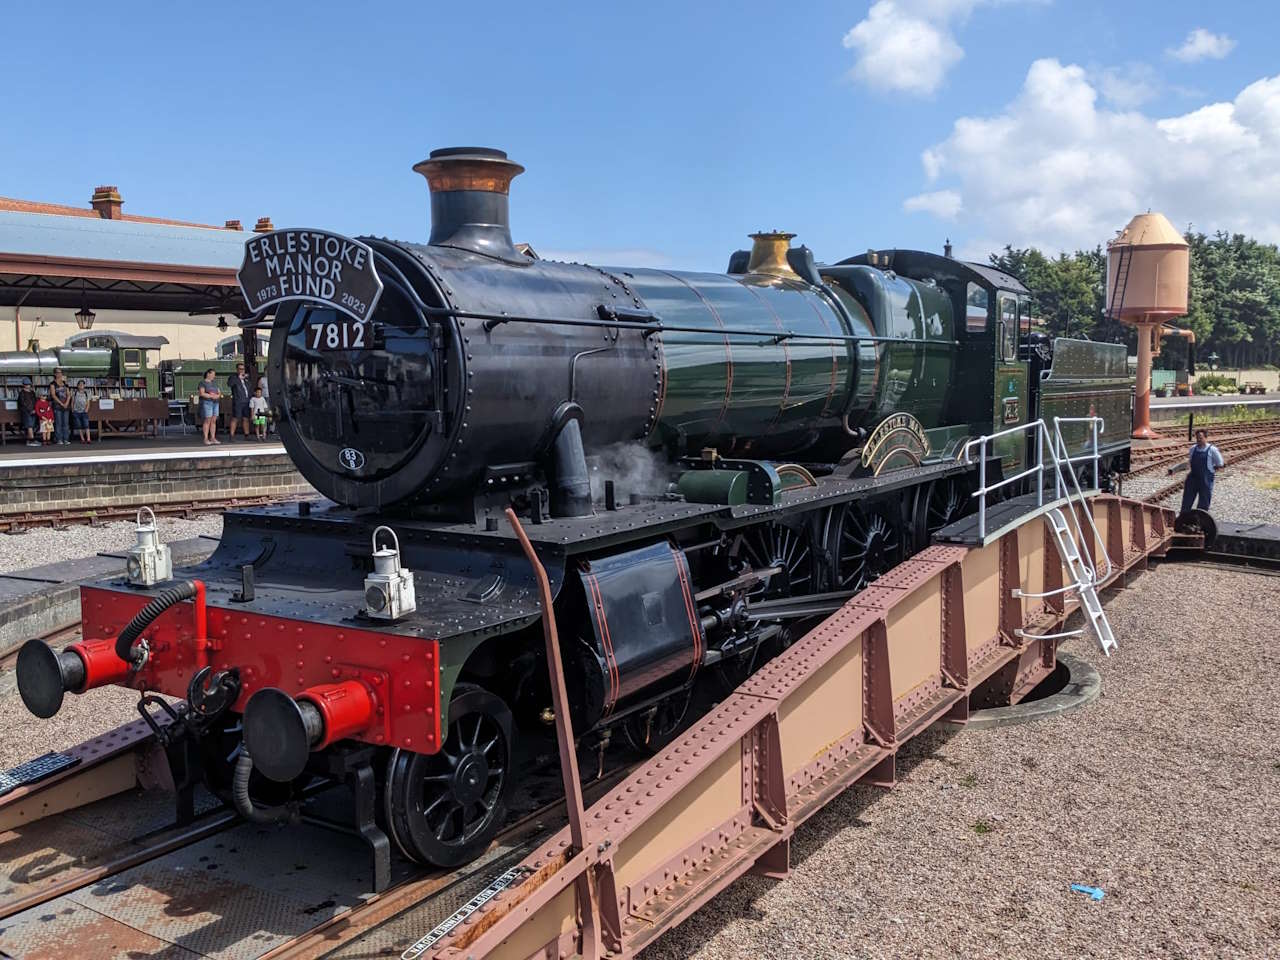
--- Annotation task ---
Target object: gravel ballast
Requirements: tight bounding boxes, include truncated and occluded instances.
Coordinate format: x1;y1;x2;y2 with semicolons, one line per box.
0;514;224;575
1123;446;1280;523
647;561;1279;960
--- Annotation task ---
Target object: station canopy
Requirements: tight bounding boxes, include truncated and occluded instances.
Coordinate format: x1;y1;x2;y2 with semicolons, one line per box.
0;192;260;317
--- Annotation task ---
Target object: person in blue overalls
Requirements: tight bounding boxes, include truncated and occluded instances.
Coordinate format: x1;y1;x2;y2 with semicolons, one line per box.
1181;428;1225;513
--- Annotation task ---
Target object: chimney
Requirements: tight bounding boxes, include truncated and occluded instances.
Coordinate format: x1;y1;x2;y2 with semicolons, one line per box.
225;219;243;231
90;186;123;220
944;238;953;258
412;147;525;260
253;217;274;233
746;231;801;282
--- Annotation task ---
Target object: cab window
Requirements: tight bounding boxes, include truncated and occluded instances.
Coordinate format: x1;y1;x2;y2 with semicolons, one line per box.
999;296;1017;361
965;283;988;332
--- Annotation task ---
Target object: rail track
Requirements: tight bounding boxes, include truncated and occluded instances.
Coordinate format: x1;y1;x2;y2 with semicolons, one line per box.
1126;418;1280;478
1132;436;1280;504
0;494;303;533
1118;417;1280;506
0;679;635;959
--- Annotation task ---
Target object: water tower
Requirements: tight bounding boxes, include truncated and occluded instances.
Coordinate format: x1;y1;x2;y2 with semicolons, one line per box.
1106;212;1189;439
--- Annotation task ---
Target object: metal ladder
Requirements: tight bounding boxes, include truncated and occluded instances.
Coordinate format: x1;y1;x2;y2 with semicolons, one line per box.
964;416;1118;655
1042;506;1116;655
1108;244;1132;320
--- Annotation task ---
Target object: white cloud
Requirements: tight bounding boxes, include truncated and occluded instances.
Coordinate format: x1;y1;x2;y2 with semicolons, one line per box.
903;189;963;218
842;1;965;96
1095;62;1159;109
842;1;1046;96
1167;28;1236;63
911;60;1280;252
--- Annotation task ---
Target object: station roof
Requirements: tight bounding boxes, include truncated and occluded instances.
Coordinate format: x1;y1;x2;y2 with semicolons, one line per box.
0;188;267;317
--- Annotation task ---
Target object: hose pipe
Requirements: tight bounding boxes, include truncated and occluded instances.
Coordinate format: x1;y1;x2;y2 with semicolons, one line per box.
232;748;299;825
115;580;198;666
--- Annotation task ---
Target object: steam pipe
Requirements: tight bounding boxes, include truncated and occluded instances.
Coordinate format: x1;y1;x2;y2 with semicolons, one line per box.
550;418;593;518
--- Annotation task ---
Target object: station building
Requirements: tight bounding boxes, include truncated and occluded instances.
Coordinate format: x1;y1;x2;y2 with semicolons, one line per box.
0;186;267;360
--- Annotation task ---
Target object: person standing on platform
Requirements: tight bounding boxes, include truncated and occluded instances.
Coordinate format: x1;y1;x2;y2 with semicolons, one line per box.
35;394;53;445
49;368;72;446
1180;428;1224;513
18;379;38;447
257;372;270;435
199;368;222;445
249;386;269;440
72;380;92;443
228;363;252;440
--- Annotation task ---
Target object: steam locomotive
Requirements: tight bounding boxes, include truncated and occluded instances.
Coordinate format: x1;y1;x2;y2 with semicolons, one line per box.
16;148;1133;872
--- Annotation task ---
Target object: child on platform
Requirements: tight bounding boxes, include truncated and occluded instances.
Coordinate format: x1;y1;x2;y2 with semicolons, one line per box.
249;387;269;440
72;380;92;443
34;395;54;444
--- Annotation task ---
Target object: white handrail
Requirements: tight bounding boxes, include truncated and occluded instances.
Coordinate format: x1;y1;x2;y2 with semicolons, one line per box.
1051;416;1114;583
961;415;1113;586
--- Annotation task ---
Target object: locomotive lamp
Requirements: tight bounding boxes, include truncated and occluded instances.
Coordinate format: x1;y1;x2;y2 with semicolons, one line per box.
363;526;416;620
126;507;173;587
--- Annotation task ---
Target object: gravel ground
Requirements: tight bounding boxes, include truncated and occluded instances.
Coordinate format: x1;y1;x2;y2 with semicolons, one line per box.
647;561;1280;960
1123;447;1280;523
0;514;224;575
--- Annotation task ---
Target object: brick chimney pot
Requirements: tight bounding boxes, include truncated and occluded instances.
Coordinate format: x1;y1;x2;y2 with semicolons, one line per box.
90;185;124;220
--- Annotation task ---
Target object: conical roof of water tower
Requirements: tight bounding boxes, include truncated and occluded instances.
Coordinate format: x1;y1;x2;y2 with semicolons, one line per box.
1112;211;1187;249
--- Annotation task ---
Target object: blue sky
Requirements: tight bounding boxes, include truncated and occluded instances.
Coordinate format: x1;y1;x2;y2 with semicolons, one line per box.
3;1;1274;270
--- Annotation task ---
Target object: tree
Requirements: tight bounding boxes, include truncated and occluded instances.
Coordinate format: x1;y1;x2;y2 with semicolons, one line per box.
991;231;1280;369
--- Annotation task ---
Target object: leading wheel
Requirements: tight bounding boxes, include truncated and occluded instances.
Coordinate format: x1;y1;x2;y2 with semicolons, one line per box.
385;683;514;868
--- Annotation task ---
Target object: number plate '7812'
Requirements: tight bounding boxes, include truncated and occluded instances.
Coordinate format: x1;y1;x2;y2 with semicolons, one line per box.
309;319;369;351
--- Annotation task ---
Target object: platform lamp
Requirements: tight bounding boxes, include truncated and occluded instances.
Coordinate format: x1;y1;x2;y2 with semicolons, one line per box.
74;281;96;330
216;315;229;332
1207;351;1219;372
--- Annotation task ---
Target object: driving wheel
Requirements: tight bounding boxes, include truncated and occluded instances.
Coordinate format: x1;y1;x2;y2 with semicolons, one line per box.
826;501;904;593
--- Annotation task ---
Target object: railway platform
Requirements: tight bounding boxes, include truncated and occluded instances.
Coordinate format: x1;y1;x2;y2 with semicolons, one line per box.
0;433;312;528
